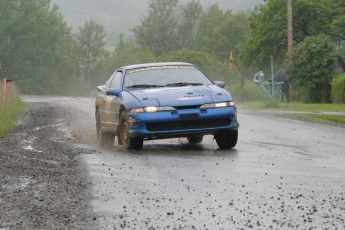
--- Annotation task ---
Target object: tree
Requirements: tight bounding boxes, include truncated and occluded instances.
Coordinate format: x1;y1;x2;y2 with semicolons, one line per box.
194;4;250;62
241;0;345;70
212;11;250;61
194;4;226;58
0;0;79;95
178;0;203;50
329;0;345;71
240;0;288;67
287;35;337;103
76;20;107;91
131;0;179;56
111;34;155;70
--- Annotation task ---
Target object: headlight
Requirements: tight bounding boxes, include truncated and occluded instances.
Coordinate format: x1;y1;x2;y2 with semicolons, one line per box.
130;106;175;114
130;108;145;113
144;106;157;112
200;101;235;109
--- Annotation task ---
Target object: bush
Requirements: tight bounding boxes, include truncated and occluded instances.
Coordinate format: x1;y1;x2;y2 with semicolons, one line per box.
0;83;26;137
287;35;337;103
332;74;345;103
229;80;266;102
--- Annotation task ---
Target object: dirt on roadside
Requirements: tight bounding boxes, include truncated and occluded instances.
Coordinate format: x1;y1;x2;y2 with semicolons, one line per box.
0;102;96;229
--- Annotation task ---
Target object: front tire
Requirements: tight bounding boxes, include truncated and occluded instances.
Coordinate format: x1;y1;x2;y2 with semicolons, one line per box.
215;130;238;149
187;135;203;144
96;112;115;147
118;111;143;150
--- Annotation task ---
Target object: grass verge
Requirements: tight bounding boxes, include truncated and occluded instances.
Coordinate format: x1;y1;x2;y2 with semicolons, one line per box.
238;101;345;112
0;84;26;137
289;114;345;124
238;101;345;124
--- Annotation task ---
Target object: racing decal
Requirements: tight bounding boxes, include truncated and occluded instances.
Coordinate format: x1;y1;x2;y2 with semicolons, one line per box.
177;97;203;101
105;96;113;123
95;98;103;105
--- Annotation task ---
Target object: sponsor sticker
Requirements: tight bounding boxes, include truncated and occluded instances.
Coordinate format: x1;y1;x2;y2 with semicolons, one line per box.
177;97;203;101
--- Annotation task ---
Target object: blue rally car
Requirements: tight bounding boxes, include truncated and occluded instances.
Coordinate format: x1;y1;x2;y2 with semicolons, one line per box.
95;62;239;150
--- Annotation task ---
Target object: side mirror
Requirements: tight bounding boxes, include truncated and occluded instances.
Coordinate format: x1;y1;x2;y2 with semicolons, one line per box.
214;81;225;88
97;85;106;92
106;89;121;96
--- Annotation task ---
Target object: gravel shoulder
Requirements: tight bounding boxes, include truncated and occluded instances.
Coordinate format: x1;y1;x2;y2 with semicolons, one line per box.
0;102;95;229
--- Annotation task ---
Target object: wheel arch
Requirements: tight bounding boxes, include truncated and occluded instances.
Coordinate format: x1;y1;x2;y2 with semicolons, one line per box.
119;105;127;121
95;105;99;116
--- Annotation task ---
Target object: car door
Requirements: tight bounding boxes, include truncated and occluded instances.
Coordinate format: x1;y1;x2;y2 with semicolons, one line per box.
97;73;114;125
104;71;123;131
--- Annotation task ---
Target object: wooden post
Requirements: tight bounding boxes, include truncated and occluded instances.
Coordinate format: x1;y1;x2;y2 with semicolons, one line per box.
287;0;294;100
2;78;6;107
287;0;293;59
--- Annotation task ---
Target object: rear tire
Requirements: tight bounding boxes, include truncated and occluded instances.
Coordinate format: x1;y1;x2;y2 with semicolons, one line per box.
187;135;203;144
96;111;115;147
118;111;143;150
215;130;238;149
100;132;115;147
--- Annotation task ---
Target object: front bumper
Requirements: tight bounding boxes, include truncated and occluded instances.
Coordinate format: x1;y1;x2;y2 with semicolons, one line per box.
128;106;239;139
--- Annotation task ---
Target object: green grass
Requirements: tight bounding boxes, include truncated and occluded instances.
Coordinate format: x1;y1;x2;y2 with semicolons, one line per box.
0;86;26;137
292;114;345;124
238;101;345;112
238;101;345;124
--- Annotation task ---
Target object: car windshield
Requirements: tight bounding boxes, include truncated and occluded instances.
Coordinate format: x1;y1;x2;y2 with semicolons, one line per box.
123;65;213;90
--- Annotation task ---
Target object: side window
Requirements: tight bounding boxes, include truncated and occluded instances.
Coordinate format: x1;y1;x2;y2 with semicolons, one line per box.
109;71;122;89
105;73;114;89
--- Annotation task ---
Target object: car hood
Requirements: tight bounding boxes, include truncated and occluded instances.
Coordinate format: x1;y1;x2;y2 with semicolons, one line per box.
128;85;230;107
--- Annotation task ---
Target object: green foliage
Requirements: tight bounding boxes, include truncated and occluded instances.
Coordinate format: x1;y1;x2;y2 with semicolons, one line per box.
241;0;345;70
195;4;250;62
132;1;250;65
77;20;106;65
288;35;337;103
50;0;262;46
331;1;345;49
194;5;225;55
178;0;203;50
240;0;287;67
89;34;157;86
76;20;108;92
131;0;179;56
229;81;266;102
0;0;79;95
0;84;26;137
158;49;229;82
331;74;345;103
109;34;156;73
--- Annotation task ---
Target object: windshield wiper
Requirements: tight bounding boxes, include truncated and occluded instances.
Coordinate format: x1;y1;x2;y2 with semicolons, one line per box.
125;84;165;89
165;82;203;87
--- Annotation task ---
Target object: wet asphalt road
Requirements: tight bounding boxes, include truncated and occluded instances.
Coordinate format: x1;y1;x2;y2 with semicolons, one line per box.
24;96;345;229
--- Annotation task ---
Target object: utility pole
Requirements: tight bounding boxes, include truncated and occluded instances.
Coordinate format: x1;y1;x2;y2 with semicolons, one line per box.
287;0;294;101
287;0;293;59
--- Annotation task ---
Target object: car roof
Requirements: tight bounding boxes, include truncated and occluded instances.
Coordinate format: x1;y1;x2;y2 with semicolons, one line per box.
122;62;194;70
